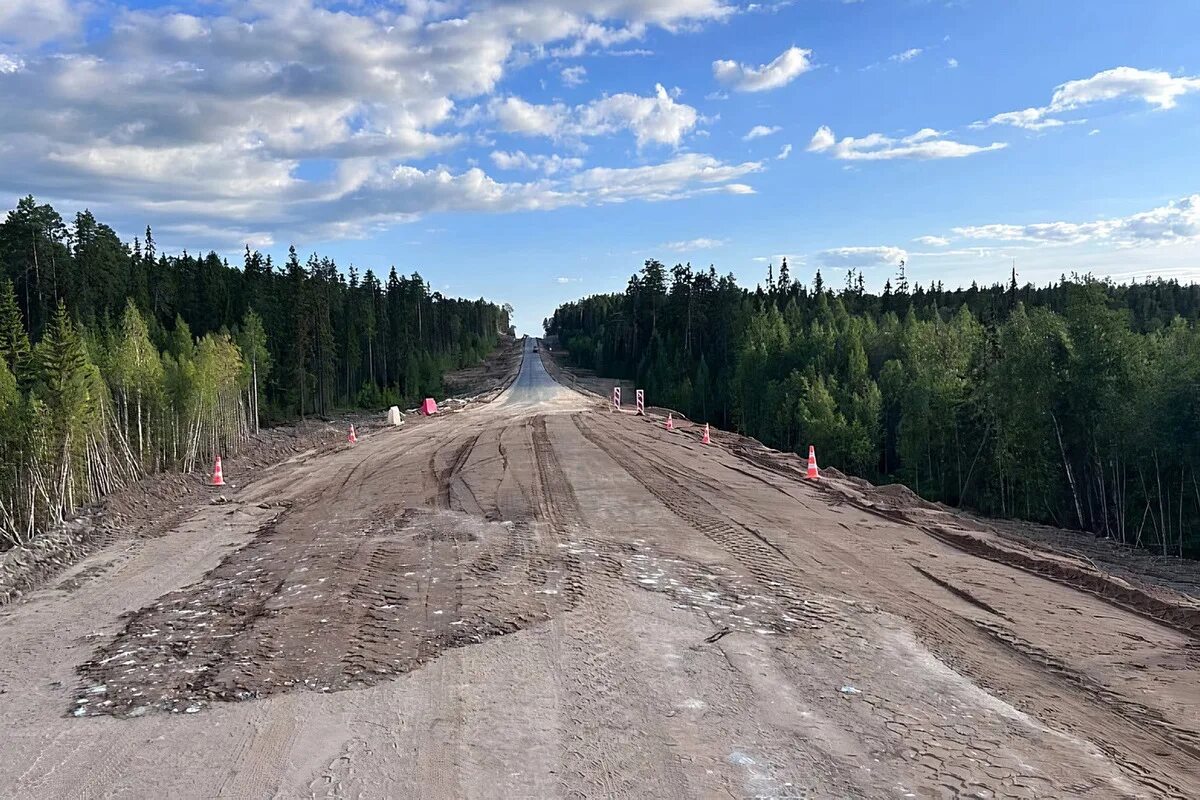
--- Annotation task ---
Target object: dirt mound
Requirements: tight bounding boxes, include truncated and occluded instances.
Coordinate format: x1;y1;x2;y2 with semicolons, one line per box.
0;420;354;607
920;524;1200;637
713;421;1200;639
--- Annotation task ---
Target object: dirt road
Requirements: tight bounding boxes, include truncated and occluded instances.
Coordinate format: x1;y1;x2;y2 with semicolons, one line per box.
1;339;1196;799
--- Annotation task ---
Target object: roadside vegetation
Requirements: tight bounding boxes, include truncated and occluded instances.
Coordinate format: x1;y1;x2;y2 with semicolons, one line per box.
0;195;511;548
546;259;1200;558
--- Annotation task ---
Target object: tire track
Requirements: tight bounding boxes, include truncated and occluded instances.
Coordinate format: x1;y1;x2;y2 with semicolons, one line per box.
530;414;690;799
574;413;844;632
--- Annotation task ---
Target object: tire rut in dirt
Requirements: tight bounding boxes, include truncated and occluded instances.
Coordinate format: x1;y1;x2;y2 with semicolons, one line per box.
529;414;691;799
76;496;574;716
574;413;845;633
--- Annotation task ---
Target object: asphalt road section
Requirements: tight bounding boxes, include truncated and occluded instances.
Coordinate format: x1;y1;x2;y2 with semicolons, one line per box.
1;338;1197;798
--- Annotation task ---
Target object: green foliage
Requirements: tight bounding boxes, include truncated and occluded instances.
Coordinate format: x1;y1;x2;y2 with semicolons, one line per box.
548;262;1200;558
0;196;511;550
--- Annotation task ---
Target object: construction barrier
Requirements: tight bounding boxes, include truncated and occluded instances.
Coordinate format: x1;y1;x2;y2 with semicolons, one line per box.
386;406;404;426
636;389;645;416
420;398;439;416
612;386;621;412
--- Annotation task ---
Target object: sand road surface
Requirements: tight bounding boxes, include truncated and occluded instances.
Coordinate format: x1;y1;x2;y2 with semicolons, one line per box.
1;338;1197;799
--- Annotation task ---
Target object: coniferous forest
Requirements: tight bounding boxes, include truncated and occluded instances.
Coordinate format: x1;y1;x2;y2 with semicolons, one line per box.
546;259;1200;558
0;196;511;547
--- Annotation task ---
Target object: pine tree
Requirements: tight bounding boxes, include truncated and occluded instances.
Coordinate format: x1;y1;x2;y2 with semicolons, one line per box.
0;278;32;384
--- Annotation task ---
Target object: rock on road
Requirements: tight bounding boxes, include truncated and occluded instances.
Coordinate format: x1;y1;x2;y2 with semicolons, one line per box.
1;338;1197;799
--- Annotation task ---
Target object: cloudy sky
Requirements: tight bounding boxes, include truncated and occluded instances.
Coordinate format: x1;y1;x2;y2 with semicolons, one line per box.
2;0;1199;333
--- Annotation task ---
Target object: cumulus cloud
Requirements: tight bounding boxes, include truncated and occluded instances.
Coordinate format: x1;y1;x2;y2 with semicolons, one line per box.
890;48;922;63
777;144;792;160
662;237;728;251
492;84;698;147
490;150;584;175
713;46;813;92
807;126;1007;161
816;246;908;268
979;66;1200;130
952;194;1200;247
743;124;781;140
914;235;950;246
0;0;737;247
946;57;959;69
561;65;587;87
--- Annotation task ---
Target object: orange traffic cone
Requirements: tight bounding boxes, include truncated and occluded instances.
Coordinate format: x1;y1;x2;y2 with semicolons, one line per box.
666;413;674;431
805;445;819;480
702;423;711;445
210;455;225;487
348;424;358;444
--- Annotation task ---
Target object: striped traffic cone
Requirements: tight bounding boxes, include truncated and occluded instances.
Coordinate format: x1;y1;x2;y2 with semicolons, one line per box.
666;413;674;431
210;455;226;487
348;424;358;444
804;446;819;480
701;423;711;445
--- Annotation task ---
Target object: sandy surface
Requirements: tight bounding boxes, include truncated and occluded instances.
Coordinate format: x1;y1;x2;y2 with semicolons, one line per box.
1;339;1196;799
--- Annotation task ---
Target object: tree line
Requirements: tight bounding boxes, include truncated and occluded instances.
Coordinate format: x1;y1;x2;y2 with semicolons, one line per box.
0;195;511;548
546;259;1200;558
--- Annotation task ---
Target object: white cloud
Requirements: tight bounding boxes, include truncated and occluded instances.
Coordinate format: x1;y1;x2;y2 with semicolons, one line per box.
816;246;908;268
1051;66;1200;110
0;0;738;248
561;65;587;87
555;276;581;284
0;0;77;46
914;235;950;246
580;84;698;147
952;195;1200;246
490;150;584;175
0;54;25;74
777;143;792;160
493;84;698;147
981;66;1200;130
493;97;569;137
570;154;762;201
713;46;813;92
743;124;781;140
662;237;728;251
946;57;959;69
807;126;1007;161
978;108;1066;131
890;48;922;63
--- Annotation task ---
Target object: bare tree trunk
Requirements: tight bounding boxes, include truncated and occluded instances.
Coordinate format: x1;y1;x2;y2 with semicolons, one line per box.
1052;413;1084;529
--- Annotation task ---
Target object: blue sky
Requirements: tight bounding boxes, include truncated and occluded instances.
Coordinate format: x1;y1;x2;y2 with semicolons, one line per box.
2;0;1199;333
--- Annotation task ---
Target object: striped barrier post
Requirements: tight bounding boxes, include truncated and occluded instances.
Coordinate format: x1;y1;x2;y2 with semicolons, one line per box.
612;386;621;412
636;389;645;416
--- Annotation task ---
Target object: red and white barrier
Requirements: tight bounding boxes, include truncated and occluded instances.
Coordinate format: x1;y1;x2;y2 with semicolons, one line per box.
635;389;645;416
612;386;621;412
